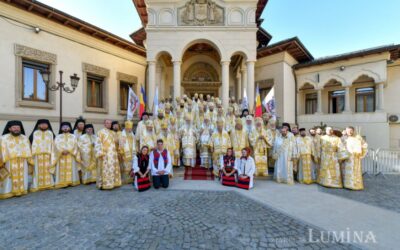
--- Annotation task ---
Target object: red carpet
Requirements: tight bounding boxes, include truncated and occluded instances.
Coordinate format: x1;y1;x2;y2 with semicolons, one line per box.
184;166;215;180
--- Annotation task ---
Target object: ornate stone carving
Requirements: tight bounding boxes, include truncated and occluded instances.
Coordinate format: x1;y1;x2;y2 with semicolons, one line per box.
14;44;57;64
183;62;219;82
117;72;138;84
82;63;110;77
178;0;224;26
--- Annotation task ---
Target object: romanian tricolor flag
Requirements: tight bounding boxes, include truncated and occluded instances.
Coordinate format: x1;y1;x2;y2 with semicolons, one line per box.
139;85;146;118
254;85;262;118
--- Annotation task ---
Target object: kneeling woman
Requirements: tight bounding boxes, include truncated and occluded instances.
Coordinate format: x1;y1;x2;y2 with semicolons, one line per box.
132;146;151;192
220;148;237;187
235;148;256;189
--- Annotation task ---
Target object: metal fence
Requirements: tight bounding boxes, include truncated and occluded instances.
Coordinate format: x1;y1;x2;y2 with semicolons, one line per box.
362;148;400;175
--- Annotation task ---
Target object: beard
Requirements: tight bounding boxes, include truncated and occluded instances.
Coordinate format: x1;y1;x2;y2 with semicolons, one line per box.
11;131;21;136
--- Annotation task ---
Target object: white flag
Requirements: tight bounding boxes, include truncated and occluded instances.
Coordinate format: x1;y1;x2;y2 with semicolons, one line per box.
241;87;248;110
153;85;159;116
127;87;139;120
262;87;276;115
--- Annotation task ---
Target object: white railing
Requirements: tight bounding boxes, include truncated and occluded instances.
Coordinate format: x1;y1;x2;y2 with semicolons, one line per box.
362;148;400;175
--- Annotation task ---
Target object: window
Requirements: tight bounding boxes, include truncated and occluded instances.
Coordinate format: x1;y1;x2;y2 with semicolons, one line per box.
305;93;317;114
119;81;132;111
86;74;104;108
22;60;49;102
356;87;375;112
329;90;345;114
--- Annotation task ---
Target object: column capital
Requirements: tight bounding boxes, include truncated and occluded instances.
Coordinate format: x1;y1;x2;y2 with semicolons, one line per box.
221;60;230;66
246;60;256;65
172;60;182;65
376;82;385;87
147;60;156;65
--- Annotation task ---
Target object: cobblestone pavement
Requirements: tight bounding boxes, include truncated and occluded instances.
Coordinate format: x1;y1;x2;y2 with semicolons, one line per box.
0;185;359;250
319;174;400;213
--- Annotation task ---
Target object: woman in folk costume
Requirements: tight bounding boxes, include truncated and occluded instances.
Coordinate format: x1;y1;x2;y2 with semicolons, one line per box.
140;120;157;151
180;113;197;167
317;127;349;188
230;118;249;158
72;117;86;140
78;124;97;184
29;119;56;192
0;120;32;199
220;148;237;187
118;120;136;184
342;126;368;190
296;128;316;184
235;148;256;189
53;122;81;188
132;146;151;192
157;120;176;176
249;117;273;177
198;113;213;168
273;127;296;185
169;117;180;167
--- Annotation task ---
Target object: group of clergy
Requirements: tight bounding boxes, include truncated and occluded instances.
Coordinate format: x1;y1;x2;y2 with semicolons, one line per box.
0;116;178;198
0;93;368;199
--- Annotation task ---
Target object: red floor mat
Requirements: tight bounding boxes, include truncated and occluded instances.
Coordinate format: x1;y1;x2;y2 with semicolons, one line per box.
184;166;215;180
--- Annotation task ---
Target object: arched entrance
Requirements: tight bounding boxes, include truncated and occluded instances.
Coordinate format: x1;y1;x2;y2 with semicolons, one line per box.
181;42;221;97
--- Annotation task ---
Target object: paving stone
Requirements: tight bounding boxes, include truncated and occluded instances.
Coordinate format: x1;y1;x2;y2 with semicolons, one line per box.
0;185;359;249
319;174;400;213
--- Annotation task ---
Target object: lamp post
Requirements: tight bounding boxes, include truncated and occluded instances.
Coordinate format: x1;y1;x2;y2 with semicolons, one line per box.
40;70;80;124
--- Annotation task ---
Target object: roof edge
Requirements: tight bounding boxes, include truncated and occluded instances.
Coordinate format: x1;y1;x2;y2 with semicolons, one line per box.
294;44;400;69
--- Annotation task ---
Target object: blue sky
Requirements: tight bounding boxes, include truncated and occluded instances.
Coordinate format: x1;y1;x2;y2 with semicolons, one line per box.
39;0;400;58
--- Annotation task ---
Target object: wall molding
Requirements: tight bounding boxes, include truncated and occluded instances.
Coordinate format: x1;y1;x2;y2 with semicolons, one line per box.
15;44;57;64
117;72;138;84
82;62;110;77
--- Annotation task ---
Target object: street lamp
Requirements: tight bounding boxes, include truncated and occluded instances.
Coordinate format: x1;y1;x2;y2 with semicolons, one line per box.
40;69;80;124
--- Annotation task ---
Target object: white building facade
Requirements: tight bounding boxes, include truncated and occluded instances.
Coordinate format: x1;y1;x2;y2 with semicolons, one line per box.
0;0;399;150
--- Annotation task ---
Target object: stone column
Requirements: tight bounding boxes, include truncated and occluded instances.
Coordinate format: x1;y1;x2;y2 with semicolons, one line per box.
246;61;255;112
147;61;156;110
236;71;242;100
241;66;247;100
221;60;230;109
156;65;162;99
173;61;181;99
316;88;322;114
343;86;351;113
376;82;385;111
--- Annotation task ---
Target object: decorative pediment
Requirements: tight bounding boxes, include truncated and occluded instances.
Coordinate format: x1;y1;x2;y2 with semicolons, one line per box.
178;0;224;26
